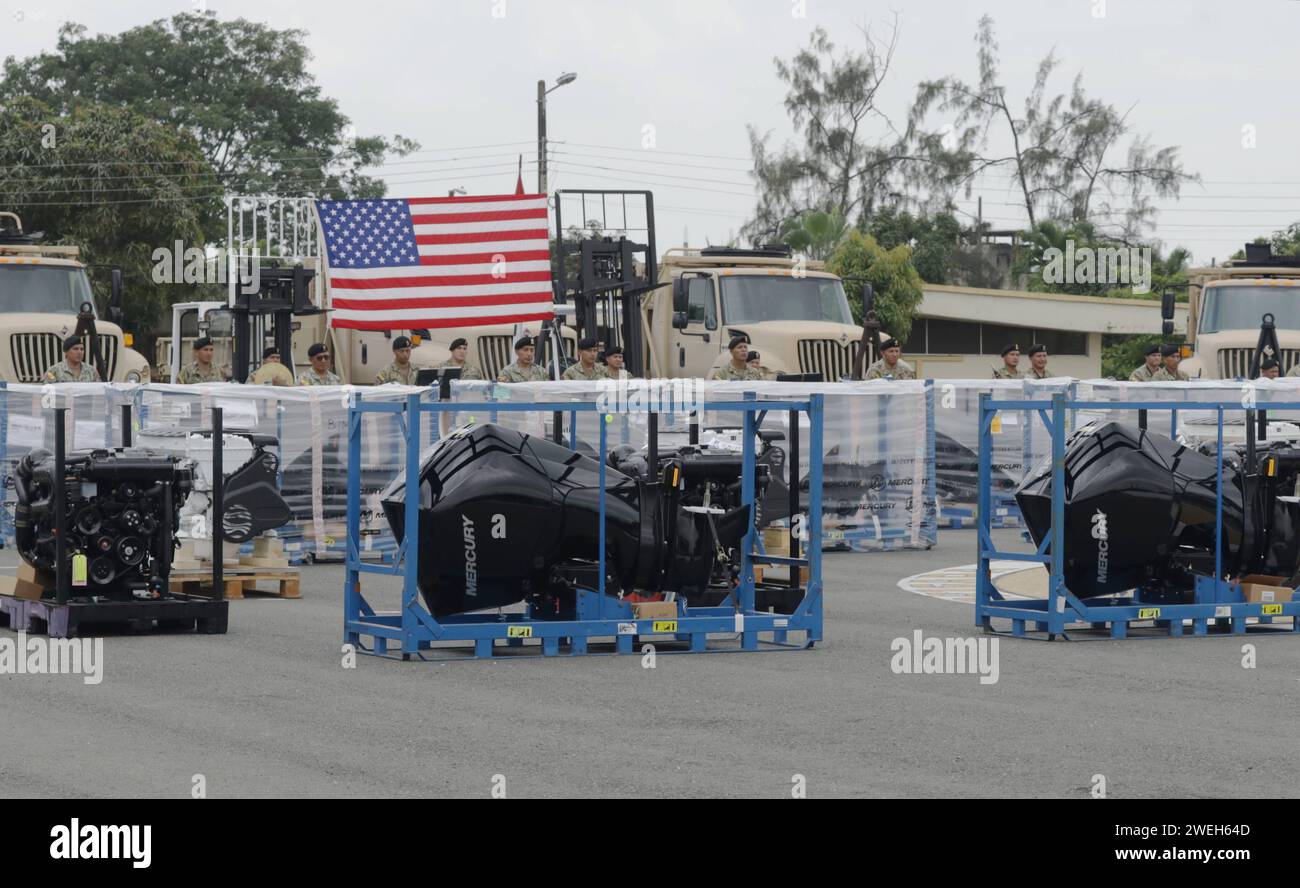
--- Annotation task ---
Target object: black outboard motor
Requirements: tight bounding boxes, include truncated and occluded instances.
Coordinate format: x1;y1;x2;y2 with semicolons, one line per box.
380;423;756;618
1016;421;1300;599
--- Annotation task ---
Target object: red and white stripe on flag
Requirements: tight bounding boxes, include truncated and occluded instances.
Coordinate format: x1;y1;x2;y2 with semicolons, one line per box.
315;194;555;330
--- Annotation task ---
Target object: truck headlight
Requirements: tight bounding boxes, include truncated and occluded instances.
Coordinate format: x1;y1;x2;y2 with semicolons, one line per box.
125;370;142;383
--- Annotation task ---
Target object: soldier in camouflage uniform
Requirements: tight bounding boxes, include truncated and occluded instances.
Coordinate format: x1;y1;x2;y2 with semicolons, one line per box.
992;343;1022;379
713;335;764;381
374;336;417;385
562;336;607;381
864;338;916;380
44;335;101;383
1152;344;1190;381
746;351;775;380
601;345;635;380
1129;344;1163;381
175;336;225;384
496;336;549;383
1259;357;1281;379
435;337;484;381
297;342;342;385
1023;343;1051;380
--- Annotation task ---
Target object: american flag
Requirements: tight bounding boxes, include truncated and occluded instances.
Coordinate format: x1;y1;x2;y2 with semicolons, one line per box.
315;194;554;330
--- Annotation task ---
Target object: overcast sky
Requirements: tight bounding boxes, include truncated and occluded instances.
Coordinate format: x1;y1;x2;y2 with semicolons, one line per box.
5;0;1300;266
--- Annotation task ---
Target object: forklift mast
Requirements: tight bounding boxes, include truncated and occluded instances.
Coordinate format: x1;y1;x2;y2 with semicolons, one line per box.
229;266;323;381
553;190;657;377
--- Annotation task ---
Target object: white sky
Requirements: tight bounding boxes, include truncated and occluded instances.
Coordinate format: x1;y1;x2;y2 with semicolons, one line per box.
5;0;1300;266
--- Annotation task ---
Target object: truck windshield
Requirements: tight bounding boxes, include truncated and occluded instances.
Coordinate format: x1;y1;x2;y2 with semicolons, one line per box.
0;265;94;314
1200;284;1300;333
720;276;853;325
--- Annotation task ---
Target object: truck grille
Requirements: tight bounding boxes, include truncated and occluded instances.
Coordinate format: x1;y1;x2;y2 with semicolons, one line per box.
476;334;572;378
476;336;512;379
1217;347;1300;378
10;333;118;382
797;339;858;381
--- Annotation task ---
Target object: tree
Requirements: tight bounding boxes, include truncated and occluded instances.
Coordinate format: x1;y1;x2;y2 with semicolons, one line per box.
0;96;218;346
826;230;923;341
907;15;1194;239
743;20;905;244
1013;220;1190;298
865;208;963;284
778;209;849;261
0;12;417;237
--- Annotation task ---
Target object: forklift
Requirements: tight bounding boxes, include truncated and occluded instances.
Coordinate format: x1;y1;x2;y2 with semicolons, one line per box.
167;266;324;383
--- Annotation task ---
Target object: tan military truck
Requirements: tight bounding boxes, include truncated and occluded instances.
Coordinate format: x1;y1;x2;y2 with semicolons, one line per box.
0;213;151;383
648;246;866;380
1179;244;1300;379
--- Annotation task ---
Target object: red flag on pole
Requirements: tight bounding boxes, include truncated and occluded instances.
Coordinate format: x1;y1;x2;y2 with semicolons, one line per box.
515;154;525;195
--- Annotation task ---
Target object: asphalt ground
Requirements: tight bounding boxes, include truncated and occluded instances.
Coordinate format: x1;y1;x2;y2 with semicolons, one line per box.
2;529;1298;799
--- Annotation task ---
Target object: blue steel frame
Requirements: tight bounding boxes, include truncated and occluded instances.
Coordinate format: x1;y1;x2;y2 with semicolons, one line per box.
977;393;1300;640
343;392;826;660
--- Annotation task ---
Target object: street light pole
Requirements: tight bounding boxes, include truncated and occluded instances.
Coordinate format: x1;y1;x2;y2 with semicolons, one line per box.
536;73;576;197
537;79;547;195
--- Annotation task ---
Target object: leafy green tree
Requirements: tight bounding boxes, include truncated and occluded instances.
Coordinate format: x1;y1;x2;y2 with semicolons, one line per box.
0;12;417;237
865;208;965;284
0;96;217;351
778;209;849;261
826;230;923;341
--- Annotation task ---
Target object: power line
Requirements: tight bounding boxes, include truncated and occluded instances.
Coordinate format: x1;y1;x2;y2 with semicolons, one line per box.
556;140;752;162
546;161;754;198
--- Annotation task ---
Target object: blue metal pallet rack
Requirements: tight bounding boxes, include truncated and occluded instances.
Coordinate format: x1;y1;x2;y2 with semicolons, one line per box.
343;391;825;660
976;393;1300;639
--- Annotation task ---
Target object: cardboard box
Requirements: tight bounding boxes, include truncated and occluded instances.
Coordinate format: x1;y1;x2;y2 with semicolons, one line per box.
2;563;53;601
1238;575;1295;604
631;601;678;621
762;528;791;557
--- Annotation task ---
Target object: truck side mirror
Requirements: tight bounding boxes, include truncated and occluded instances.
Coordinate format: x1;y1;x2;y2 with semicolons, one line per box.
672;277;688;314
672;311;689;330
1160;288;1175;336
109;267;124;324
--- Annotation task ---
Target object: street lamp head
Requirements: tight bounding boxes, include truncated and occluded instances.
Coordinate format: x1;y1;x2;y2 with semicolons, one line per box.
555;72;577;87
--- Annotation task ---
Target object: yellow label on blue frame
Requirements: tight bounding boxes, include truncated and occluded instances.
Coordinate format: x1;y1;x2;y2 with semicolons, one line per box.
1138;607;1161;619
1262;604;1284;616
72;553;88;587
652;620;678;633
506;626;532;638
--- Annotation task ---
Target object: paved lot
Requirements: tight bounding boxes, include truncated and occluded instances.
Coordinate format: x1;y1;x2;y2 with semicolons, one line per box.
2;530;1298;798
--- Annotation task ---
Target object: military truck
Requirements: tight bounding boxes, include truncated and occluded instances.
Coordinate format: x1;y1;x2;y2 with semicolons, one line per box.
1179;244;1300;379
0;212;151;383
651;246;866;379
551;190;869;380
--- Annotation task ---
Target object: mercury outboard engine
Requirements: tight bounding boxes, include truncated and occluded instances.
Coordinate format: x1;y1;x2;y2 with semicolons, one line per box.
380;423;760;618
1016;421;1300;599
14;448;193;599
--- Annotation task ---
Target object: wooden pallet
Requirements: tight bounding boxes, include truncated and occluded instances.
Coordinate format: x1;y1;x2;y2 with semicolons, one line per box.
168;568;301;601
